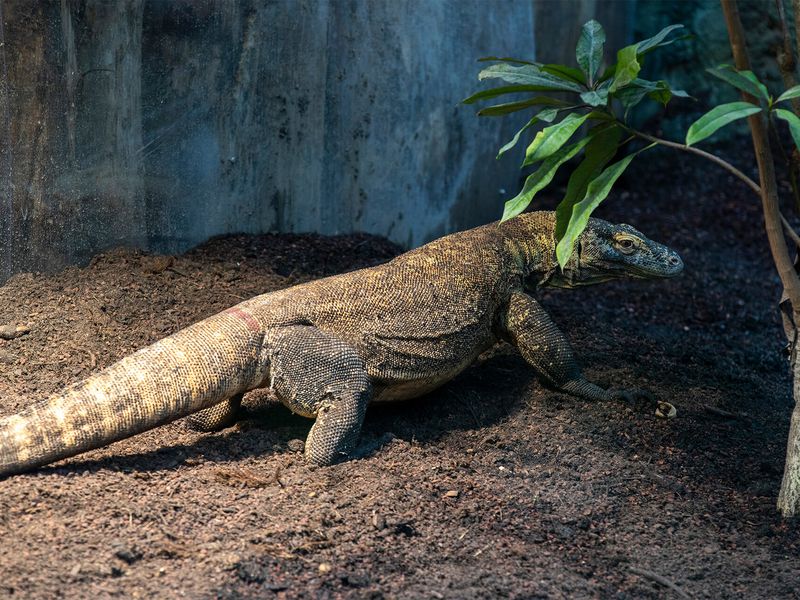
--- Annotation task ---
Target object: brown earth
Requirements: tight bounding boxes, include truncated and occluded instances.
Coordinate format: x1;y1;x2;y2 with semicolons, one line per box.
0;148;799;599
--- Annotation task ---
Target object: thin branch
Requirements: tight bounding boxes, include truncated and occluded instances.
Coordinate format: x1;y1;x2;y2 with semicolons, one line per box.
773;0;800;212
629;567;691;599
776;0;800;113
722;0;800;304
625;129;759;192
623;127;800;248
793;0;800;70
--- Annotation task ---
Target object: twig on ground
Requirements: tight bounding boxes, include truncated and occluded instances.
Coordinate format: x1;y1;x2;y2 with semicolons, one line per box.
702;404;749;421
629;566;691;599
67;343;97;369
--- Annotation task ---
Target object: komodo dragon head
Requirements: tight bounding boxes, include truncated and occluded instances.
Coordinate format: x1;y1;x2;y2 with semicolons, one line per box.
540;217;683;288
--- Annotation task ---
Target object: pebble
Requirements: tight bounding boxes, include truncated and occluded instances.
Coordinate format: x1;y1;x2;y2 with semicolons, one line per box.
0;351;16;364
443;490;459;498
287;438;305;453
111;540;142;565
0;324;29;340
371;511;386;530
318;562;332;574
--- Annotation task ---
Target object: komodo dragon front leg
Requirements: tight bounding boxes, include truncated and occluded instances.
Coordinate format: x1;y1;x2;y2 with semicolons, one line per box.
502;292;648;402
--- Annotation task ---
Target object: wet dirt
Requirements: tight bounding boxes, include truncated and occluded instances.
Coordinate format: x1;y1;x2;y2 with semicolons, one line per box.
0;148;799;599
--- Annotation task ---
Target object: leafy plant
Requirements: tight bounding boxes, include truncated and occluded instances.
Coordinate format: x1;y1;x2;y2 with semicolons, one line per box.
464;20;691;268
686;66;800;148
470;8;800;517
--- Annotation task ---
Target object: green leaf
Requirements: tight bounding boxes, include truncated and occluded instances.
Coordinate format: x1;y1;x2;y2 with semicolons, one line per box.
476;96;568;116
635;24;685;55
609;45;641;92
541;64;587;85
671;89;691;98
646;82;673;106
497;118;538;158
580;89;609;107
462;85;547;104
536;107;562;122
524;113;589;165
495;108;565;159
556;146;652;268
707;67;769;102
501;137;592;221
585;110;615;121
555;125;622;240
740;71;770;102
613;79;690;108
478;56;536;65
479;64;584;93
777;85;800;104
775;108;800;151
685;101;762;145
576;20;606;85
612;79;653;111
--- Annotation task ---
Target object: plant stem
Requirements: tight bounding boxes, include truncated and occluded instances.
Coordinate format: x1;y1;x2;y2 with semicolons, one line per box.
772;0;800;213
625;128;759;192
622;126;800;247
721;0;800;303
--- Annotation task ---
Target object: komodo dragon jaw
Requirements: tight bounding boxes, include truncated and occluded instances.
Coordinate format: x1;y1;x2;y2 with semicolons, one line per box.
0;211;683;477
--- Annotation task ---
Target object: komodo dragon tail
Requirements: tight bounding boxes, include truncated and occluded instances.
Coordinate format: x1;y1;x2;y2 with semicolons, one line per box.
0;307;268;476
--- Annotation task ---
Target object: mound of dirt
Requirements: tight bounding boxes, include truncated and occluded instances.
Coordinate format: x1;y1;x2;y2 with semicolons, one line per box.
0;146;798;598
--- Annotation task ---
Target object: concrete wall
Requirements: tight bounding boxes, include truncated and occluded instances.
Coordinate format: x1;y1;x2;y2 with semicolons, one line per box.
0;0;541;279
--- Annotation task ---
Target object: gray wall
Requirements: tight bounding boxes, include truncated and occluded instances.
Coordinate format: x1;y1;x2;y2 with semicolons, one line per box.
0;0;538;279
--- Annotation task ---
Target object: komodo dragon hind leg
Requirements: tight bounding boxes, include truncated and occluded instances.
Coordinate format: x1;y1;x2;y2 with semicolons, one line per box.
268;325;371;465
187;394;244;432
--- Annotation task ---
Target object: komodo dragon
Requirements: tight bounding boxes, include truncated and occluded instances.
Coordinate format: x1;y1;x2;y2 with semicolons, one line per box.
0;211;683;476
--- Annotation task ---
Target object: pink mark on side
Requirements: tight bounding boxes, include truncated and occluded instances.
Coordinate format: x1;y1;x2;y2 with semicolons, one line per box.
224;307;261;332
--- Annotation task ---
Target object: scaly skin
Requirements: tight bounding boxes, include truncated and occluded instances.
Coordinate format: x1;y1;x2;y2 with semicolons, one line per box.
0;211;683;475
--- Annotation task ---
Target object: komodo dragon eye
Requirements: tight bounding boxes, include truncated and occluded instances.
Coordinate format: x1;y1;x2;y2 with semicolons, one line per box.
615;237;636;254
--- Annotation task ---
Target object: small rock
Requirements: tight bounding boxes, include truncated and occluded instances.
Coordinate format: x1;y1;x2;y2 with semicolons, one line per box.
0;325;29;340
556;525;574;540
341;573;370;587
0;351;16;365
371;510;386;530
443;490;459;498
218;552;241;571
111;540;142;565
69;564;81;577
286;438;305;453
318;562;332;574
655;401;677;419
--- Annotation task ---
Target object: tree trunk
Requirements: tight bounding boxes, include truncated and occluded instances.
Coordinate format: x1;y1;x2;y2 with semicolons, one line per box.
779;340;800;516
721;0;800;517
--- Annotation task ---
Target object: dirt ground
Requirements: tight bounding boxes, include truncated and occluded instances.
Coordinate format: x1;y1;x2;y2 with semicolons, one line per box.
1;147;799;599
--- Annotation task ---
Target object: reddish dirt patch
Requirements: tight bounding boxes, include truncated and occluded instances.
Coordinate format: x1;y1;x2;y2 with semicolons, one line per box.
0;148;799;599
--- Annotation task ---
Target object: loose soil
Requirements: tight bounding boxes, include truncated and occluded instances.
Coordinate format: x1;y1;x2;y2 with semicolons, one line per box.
0;147;799;599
